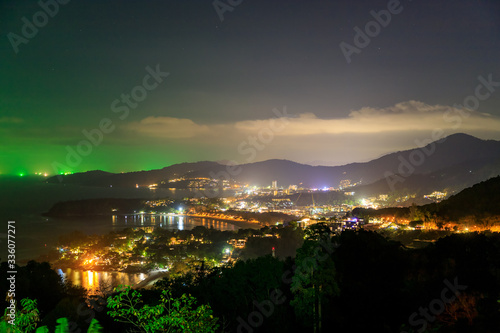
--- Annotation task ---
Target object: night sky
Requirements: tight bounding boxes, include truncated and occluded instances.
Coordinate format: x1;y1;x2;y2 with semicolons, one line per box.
1;0;500;175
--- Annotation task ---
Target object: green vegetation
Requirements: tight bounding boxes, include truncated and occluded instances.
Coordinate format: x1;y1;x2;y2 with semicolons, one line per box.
107;286;218;333
1;298;103;332
291;224;339;330
1;298;40;333
52;224;304;274
3;225;500;332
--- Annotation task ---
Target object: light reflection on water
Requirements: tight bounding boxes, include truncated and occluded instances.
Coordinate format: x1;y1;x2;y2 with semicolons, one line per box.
12;214;257;261
58;268;146;295
51;216;251;293
0;180;244;261
108;214;239;232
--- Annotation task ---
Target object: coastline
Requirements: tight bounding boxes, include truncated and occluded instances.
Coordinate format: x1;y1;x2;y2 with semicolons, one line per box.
186;213;265;229
133;269;170;289
42;212;265;230
16;213;264;291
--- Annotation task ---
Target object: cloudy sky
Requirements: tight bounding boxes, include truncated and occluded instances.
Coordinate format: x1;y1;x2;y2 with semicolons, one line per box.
1;0;500;174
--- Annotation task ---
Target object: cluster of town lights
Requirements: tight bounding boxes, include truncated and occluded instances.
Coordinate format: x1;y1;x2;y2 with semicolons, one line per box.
15;171;73;176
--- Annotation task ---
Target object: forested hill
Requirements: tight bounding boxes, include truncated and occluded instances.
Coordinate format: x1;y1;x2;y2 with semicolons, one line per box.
423;175;500;220
353;176;500;222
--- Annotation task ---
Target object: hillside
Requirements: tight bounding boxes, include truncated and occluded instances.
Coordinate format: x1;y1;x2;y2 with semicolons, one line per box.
353;175;500;223
423;175;500;221
47;134;500;195
352;155;500;198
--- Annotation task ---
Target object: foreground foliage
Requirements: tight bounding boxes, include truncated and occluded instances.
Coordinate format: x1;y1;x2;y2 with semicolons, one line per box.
1;298;102;332
3;228;500;332
107;285;218;333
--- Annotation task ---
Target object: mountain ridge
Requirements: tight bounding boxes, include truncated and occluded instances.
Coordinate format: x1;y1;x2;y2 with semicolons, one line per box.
47;133;500;196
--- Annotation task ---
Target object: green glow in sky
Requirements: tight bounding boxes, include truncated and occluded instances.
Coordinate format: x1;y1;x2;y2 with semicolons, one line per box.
1;1;500;175
1;143;201;175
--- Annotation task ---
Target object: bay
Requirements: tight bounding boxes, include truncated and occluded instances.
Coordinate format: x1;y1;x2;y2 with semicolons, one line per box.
57;268;148;295
0;177;249;261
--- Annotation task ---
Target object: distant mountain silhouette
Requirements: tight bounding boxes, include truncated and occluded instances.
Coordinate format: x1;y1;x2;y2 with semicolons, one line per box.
47;133;500;196
353;153;500;198
48;161;220;187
